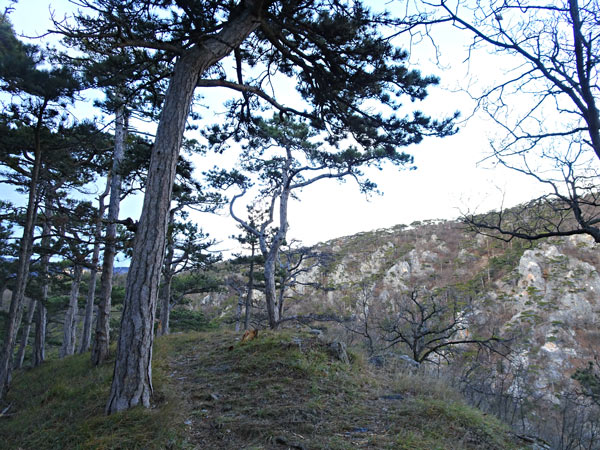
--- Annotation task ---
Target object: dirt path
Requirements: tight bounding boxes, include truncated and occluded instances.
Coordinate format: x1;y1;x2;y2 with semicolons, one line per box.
164;331;410;449
162;331;522;450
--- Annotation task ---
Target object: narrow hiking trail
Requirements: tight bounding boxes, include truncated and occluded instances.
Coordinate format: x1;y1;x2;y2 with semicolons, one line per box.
0;329;525;449
162;331;518;450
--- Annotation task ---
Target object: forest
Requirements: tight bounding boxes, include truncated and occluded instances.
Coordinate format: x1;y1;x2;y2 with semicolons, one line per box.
0;0;598;448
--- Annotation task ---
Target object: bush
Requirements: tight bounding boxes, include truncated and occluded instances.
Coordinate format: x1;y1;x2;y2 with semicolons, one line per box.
169;309;213;332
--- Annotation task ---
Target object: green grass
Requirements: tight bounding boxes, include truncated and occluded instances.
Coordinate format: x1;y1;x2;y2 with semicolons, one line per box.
0;340;189;450
0;329;526;449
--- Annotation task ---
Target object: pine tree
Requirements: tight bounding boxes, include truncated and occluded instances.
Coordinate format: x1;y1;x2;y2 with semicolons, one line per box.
0;16;85;398
208;114;417;328
58;0;456;413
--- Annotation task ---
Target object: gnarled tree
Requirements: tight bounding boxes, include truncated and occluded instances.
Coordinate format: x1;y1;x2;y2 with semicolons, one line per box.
208;114;434;328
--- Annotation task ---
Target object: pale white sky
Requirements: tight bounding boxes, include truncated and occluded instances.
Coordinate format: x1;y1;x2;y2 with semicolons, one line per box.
3;0;551;256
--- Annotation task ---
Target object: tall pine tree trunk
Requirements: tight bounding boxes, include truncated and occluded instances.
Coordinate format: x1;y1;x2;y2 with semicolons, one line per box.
244;244;255;330
15;298;36;369
80;176;111;354
92;107;125;366
33;216;51;368
106;9;260;413
60;264;82;358
0;103;45;399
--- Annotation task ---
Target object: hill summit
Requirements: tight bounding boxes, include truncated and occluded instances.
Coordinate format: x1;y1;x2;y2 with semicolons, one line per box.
0;329;528;449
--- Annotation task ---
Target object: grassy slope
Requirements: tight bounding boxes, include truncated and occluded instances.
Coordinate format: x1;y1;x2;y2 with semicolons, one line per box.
0;330;526;449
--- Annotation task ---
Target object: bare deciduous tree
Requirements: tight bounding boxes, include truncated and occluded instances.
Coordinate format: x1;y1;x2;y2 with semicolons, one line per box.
379;287;503;364
402;0;600;242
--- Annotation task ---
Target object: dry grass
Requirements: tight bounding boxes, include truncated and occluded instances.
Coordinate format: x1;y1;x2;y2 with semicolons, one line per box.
0;329;526;449
164;329;524;449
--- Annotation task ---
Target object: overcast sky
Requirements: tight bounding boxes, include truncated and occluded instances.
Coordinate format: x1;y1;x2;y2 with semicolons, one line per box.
3;0;549;257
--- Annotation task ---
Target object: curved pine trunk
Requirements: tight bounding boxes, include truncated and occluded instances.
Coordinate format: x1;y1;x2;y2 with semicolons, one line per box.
105;51;202;413
105;9;261;414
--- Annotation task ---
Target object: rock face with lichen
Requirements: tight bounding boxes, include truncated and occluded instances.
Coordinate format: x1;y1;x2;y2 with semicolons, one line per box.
500;236;600;399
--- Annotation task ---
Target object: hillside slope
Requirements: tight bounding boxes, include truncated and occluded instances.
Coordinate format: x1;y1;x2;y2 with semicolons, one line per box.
198;219;599;447
0;330;528;449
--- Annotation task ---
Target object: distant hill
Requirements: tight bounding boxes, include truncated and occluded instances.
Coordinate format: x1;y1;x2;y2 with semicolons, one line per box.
113;266;129;274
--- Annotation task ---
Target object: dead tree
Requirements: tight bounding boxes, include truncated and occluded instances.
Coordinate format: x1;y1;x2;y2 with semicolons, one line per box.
379;287;503;364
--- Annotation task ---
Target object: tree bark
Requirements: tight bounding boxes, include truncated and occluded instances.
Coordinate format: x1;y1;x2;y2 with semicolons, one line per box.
33;217;51;368
15;298;36;369
80;175;110;354
158;214;175;337
33;301;47;368
59;264;82;358
244;243;255;330
0;100;46;400
105;8;262;414
92;107;126;366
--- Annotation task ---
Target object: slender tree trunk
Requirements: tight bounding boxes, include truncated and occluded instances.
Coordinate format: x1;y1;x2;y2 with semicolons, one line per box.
60;264;82;358
33;302;47;368
33;218;51;368
106;9;261;414
15;298;36;369
92;107;126;366
244;244;255;330
80;267;98;354
235;293;244;332
80;176;110;354
262;166;291;329
263;252;279;328
0;101;46;399
157;274;173;337
277;277;286;321
158;215;175;337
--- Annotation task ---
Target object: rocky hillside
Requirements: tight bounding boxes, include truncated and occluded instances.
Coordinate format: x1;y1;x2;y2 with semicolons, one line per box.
202;219;600;447
305;221;599;386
